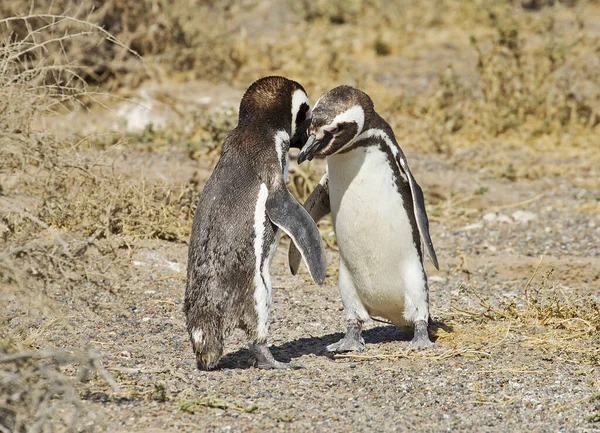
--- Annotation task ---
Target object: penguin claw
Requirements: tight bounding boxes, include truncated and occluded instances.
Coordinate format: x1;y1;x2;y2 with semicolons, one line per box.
249;342;303;370
406;338;437;351
406;319;436;351
326;337;366;353
257;361;303;370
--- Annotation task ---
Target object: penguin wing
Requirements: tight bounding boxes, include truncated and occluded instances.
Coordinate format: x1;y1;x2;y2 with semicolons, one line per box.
288;172;331;275
396;156;439;270
266;183;327;285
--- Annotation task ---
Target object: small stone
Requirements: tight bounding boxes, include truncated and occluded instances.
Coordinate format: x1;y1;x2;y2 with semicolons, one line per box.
461;222;483;231
120;350;132;359
429;275;447;283
482;212;497;222
165;260;181;272
512;210;537;223
497;214;513;224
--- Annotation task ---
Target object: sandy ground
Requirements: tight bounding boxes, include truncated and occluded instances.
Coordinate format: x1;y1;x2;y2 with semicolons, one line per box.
4;107;599;431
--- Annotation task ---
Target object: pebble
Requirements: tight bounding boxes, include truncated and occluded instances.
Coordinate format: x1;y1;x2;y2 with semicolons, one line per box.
482;212;498;222
461;222;483;231
485;212;513;224
497;214;513;224
512;210;537;223
429;275;447;283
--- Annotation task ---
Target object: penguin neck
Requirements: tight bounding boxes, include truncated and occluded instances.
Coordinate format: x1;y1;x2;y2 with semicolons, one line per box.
356;113;396;146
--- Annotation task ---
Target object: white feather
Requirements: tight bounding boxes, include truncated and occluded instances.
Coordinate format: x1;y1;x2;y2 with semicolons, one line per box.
354;128;408;182
274;130;290;182
192;328;204;347
291;89;308;137
327;145;428;325
253;183;270;340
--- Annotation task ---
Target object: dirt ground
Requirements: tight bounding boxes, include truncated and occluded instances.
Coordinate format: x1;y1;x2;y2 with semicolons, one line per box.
3;78;600;431
1;1;600;431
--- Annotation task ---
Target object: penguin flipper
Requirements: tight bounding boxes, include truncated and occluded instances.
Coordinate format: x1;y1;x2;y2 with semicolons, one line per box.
397;157;439;270
266;184;327;285
288;172;331;275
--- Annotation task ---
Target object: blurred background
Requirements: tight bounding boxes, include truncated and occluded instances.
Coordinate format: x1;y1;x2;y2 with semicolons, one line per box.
1;1;599;431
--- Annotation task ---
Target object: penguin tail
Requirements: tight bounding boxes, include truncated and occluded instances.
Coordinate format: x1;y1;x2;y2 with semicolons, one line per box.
188;324;224;370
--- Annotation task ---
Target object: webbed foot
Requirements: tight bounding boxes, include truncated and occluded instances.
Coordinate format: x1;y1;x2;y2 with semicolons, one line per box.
327;336;366;353
406;319;436;351
326;319;365;353
249;343;303;370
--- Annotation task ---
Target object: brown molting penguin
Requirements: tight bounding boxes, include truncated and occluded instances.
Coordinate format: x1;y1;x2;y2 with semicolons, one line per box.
185;76;327;370
289;85;439;352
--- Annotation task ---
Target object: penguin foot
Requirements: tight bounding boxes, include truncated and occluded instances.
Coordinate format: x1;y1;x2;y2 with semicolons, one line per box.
406;320;436;351
257;360;303;370
327;320;366;352
248;343;303;370
326;336;366;353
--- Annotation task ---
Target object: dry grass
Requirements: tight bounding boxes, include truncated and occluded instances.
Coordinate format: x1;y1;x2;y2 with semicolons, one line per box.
448;257;599;365
0;12;204;294
2;1;598;141
0;0;254;88
1;1;597;171
0;346;119;433
0;16;201;433
336;257;599;369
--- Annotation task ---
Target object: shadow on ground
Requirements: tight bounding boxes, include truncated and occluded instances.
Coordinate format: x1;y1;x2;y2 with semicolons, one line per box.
215;320;453;370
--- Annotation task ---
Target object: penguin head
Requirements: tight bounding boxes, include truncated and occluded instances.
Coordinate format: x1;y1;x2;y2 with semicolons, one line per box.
238;76;312;149
297;86;373;163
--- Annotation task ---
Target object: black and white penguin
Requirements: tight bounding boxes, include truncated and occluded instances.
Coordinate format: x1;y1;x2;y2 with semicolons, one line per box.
289;85;439;352
184;76;327;370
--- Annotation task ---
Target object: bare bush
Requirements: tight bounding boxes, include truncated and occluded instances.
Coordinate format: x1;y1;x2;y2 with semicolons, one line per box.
0;0;252;87
0;347;118;433
0;18;199;431
0;11;203;290
469;8;600;134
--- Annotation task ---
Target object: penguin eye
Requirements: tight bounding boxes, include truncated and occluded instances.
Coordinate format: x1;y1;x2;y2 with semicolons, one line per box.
323;124;339;135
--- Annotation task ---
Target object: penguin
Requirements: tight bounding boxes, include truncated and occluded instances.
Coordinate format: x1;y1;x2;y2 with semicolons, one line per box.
184;76;327;370
288;85;439;352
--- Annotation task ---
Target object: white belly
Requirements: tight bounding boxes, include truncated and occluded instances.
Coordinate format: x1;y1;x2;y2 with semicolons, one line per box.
327;147;424;323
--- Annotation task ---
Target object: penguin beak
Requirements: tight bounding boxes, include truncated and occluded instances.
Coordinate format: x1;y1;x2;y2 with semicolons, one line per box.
297;133;332;164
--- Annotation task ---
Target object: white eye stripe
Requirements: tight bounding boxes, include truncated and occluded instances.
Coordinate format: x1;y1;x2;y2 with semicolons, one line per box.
332;105;364;133
323;105;365;153
291;89;309;137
